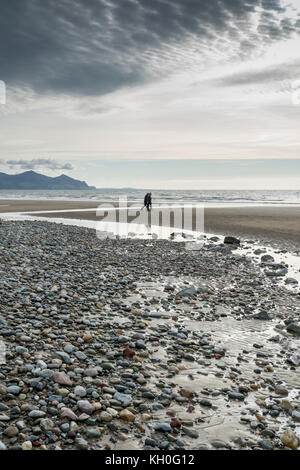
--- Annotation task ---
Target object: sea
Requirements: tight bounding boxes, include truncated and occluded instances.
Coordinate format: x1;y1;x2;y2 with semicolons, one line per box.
0;188;300;206
0;189;300;206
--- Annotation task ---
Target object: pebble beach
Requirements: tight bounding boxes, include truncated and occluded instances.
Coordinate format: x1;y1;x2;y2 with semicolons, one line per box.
2;0;300;455
0;219;300;451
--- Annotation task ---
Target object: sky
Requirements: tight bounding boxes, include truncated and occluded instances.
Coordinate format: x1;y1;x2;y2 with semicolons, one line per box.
0;0;300;189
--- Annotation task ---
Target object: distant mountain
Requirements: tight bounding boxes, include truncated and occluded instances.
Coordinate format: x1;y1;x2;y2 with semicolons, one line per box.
0;170;96;190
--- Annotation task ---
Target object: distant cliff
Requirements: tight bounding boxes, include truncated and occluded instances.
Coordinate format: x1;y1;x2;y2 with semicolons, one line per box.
0;171;95;190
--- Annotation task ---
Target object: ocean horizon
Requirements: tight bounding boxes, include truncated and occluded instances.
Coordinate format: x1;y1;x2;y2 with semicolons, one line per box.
0;188;300;206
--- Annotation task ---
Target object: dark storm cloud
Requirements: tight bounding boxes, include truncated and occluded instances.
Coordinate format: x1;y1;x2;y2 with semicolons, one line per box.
6;159;74;170
0;0;299;96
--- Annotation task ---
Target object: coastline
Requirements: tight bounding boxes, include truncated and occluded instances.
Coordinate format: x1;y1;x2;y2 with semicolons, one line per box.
1;199;300;251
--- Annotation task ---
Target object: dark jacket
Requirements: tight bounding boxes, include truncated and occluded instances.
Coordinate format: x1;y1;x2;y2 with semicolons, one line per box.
144;193;149;206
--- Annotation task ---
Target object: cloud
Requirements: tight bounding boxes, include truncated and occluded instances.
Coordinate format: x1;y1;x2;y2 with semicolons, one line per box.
0;0;299;97
6;158;74;171
212;59;300;87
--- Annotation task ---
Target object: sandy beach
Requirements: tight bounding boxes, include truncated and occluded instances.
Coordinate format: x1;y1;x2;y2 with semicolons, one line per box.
1;200;299;250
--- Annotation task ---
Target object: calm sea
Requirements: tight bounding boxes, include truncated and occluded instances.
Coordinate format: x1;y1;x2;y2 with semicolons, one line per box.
0;189;300;206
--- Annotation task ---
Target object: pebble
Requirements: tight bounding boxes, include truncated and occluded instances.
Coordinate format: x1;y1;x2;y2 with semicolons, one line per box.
75;437;89;450
0;221;299;451
60;408;78;421
40;418;55;430
28;410;46;418
274;385;288;396
210;440;228;449
258;439;273;450
74;386;87;397
200;399;212;407
119;409;136;422
52;372;73;387
21;441;33;451
182;427;199;438
291;411;300;422
228;392;245;400
286;323;300;336
113;392;132;406
99;411;113;422
154;423;171;433
86;429;101;439
6;386;21;395
280;429;299;450
4;426;19;437
77;400;94;415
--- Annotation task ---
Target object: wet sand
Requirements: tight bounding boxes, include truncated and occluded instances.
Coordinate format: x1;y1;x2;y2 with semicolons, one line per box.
0;199;99;212
0;200;299;249
205;206;300;249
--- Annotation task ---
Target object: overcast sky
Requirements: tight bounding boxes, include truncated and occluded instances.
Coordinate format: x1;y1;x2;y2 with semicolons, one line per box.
0;0;300;189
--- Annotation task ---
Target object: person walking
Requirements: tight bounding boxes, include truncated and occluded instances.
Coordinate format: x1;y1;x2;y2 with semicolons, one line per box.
143;192;149;210
147;192;152;212
143;192;152;212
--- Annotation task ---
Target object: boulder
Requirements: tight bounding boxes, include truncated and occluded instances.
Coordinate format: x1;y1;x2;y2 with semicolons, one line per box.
224;236;240;245
285;278;298;285
251;310;272;320
287;353;300;366
286;322;300;336
264;263;288;277
261;254;274;263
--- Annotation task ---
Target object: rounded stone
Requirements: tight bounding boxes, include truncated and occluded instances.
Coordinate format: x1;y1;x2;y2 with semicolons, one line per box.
6;386;21;395
280;429;299;450
154;423;171;433
86;429;101;439
77;400;94;415
119;409;136;422
4;426;19;437
100;411;113;422
40;418;54;430
22;441;33;451
74;386;87;398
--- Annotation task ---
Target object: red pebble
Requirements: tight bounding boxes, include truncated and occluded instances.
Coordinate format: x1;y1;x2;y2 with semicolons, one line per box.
123;347;135;358
170;418;181;428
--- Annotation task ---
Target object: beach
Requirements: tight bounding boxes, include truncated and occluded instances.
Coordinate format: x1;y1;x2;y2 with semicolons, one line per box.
1;199;300;250
3;0;300;455
0;200;300;450
0;219;299;451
